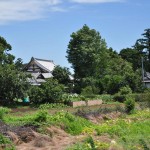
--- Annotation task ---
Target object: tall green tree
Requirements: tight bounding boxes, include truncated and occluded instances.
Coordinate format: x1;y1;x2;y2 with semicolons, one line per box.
66;24;108;80
0;36;29;102
0;36;15;65
134;29;150;71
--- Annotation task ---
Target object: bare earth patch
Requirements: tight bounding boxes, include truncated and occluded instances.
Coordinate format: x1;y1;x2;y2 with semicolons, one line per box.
8;126;85;150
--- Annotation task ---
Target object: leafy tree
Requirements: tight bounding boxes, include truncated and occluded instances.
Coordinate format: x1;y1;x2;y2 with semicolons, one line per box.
119;48;143;71
15;58;24;70
100;53;142;94
52;65;71;85
0;36;29;102
66;25;142;94
134;29;150;71
0;36;15;65
0;65;30;101
66;24;108;80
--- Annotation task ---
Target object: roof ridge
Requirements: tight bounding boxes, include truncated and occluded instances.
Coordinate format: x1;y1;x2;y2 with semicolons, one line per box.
34;58;53;62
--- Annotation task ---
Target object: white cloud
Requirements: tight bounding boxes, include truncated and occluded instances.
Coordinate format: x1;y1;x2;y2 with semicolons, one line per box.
70;0;124;3
0;0;62;24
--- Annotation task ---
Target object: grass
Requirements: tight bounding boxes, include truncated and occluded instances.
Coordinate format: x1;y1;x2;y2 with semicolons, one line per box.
1;105;150;150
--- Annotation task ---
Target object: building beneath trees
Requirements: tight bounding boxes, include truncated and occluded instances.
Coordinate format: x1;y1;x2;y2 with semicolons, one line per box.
23;57;55;85
143;72;150;88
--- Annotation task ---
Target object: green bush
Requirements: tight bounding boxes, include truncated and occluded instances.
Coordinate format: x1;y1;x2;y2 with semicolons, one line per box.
128;93;150;109
119;86;132;95
0;107;11;120
113;94;126;102
34;110;48;123
125;98;135;114
29;78;65;104
113;86;132;103
40;78;65;103
28;86;44;103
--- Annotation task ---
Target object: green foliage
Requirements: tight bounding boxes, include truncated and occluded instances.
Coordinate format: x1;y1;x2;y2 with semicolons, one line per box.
125;98;135;114
85;136;96;150
113;86;132;103
49;111;93;135
52;65;71;85
128;93;150;109
29;78;65;103
34;110;48;123
96;113;150;150
0;36;14;65
39;103;69;109
0;107;11;120
0;134;15;150
67;136;110;150
134;28;150;71
28;86;44;103
139;139;150;150
0;65;30;102
113;94;126;103
66;25;142;94
81;86;99;97
62;93;86;103
97;94;113;103
80;77;100;95
119;48;143;71
15;58;24;70
40;78;65;103
0;36;29;103
119;86;132;95
67;24;107;80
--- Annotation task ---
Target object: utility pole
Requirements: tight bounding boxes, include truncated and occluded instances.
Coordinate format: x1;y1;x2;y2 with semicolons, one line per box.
141;57;145;85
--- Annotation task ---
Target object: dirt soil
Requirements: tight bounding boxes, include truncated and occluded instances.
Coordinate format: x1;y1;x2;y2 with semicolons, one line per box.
0;121;85;150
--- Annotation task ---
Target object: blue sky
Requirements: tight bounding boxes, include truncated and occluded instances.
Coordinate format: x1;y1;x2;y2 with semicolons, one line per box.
0;0;150;70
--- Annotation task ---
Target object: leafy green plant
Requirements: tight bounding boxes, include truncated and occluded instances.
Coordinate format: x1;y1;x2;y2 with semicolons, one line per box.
0;107;11;120
39;103;69;109
139;139;150;150
34;110;48;123
85;136;96;150
0;134;15;150
119;86;132;95
125;98;135;114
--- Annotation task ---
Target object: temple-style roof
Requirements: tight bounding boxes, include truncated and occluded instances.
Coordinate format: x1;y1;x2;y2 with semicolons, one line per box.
23;57;55;73
24;57;56;85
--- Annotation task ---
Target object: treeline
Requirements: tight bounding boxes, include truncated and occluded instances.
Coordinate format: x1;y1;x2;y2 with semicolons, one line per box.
66;25;150;94
0;25;149;103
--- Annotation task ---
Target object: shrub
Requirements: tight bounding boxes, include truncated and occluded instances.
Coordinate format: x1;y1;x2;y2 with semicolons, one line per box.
113;94;126;103
0;107;10;120
34;110;48;123
128;93;150;109
125;98;135;114
114;86;132;103
29;79;65;104
85;136;96;150
119;86;132;95
28;86;44;103
81;86;94;96
40;78;65;103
